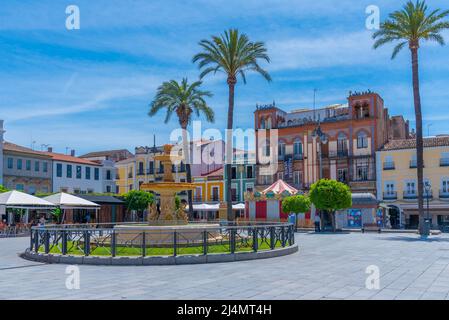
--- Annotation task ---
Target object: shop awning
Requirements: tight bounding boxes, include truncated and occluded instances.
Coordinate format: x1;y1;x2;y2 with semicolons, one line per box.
0;190;55;209
43;192;100;209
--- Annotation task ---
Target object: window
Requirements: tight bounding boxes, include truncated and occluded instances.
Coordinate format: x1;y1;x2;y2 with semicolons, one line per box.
231;167;237;179
149;161;154;174
406;181;416;194
293;171;302;186
34;161;39;172
7;158;13;169
94;168;100;180
337;133;348;155
106;186;111;193
87;189;94;194
138;162;144;175
74;188;81;194
67;165;72;178
337;168;348;182
442;178;449;194
211;187;219;201
278;141;286;158
260;118;266;129
76;166;82;179
231;184;238;201
356;131;368;149
106;170;111;180
28;185;36;195
246;183;254;193
246;166;253;179
293;139;303;158
26;160;31;171
43;162;48;173
17;159;22;170
56;163;63;177
385;182;395;194
263;140;270;157
410;153;417;168
15;184;24;191
85;167;91;180
356;166;368;181
441;152;449;167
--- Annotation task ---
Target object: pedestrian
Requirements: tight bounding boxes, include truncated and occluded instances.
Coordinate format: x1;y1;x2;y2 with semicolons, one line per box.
314;213;321;232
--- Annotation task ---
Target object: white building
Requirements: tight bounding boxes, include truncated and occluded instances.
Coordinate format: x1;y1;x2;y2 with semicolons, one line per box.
0;120;4;186
45;150;103;194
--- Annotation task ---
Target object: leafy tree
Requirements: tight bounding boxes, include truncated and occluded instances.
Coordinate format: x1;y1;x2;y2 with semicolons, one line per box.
149;78;214;220
0;185;8;193
373;0;449;235
309;179;352;232
193;29;271;221
123;190;154;220
51;208;63;224
282;195;311;230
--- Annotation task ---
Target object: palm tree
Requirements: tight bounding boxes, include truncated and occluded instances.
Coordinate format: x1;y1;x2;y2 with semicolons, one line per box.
193;29;271;221
149;78;214;220
373;0;449;235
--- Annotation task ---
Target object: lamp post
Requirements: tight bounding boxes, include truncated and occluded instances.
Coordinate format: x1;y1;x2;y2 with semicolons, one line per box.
424;181;431;236
311;122;328;180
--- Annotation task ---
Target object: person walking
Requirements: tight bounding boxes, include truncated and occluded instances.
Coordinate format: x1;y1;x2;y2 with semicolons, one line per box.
314;213;321;233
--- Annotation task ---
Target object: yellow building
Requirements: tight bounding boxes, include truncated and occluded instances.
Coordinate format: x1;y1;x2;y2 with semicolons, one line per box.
192;167;224;203
376;136;449;230
115;146;187;195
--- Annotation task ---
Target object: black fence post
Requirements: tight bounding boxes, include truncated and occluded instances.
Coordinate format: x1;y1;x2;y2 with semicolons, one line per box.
29;230;33;251
173;231;177;257
84;231;90;256
289;225;294;246
203;231;207;255
270;227;275;250
44;230;50;254
34;229;39;253
111;230;116;257
253;227;258;252
281;226;286;247
62;230;67;255
230;228;236;254
141;232;146;257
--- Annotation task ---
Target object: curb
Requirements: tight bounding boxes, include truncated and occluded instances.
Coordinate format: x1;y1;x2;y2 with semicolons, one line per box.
22;244;299;266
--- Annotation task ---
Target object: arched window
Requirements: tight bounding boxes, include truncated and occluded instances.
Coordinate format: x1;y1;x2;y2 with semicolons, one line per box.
262;139;270;157
260;117;266;129
293;138;303;159
357;131;368;149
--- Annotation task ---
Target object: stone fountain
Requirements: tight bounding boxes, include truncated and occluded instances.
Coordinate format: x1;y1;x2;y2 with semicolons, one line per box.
114;144;220;244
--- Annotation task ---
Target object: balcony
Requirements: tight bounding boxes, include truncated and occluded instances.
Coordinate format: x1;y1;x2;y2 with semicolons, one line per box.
193;196;203;203
383;191;397;200
440;158;449;167
146;169;154;175
293;154;304;160
403;191;417;200
210;196;220;202
137;170;145;176
440;190;449;199
383;162;395;170
329;149;349;158
127;173;133;179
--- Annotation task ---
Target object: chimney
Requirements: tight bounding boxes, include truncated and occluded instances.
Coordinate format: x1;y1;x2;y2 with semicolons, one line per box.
47;147;53;153
71;149;76;157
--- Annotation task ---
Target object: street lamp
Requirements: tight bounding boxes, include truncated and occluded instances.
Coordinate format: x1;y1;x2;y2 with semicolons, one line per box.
311;122;328;180
424;181;431;236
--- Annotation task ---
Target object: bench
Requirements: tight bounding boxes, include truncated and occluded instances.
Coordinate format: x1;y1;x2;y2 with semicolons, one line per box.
362;223;381;233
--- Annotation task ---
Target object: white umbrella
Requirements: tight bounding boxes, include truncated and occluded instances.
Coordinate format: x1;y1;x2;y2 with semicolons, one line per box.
0;190;55;209
43;193;99;209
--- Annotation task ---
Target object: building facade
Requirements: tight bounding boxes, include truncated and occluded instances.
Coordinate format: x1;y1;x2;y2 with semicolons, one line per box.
80;150;132;194
45;150;103;194
224;150;256;203
115;145;187;194
2;142;53;194
376;136;449;230
0;120;4;186
254;92;408;195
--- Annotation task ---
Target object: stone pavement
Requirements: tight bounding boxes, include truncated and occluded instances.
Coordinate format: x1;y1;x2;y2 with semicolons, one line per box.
2;232;449;300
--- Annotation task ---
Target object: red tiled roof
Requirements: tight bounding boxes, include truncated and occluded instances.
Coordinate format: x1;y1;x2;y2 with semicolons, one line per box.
44;152;101;166
3;141;52;158
383;136;449;151
202;167;223;177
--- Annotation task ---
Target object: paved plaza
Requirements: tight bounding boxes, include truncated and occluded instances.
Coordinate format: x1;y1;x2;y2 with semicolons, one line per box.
2;232;449;300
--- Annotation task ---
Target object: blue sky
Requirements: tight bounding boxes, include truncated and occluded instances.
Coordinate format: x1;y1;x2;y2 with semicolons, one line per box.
1;0;448;155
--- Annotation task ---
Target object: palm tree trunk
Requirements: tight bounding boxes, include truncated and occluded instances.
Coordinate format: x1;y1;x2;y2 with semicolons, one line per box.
410;46;426;235
181;125;194;220
226;78;236;222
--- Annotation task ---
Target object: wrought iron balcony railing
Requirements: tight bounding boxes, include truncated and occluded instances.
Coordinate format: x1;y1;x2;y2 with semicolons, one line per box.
439;190;449;199
383;162;395;170
440;158;449;167
383;191;397;200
